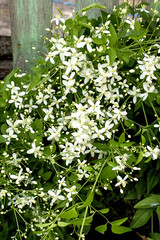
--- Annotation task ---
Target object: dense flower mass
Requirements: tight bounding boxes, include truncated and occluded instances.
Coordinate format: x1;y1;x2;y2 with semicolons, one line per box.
1;2;160;239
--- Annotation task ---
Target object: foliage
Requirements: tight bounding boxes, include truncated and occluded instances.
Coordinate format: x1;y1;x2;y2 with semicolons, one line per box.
1;1;160;239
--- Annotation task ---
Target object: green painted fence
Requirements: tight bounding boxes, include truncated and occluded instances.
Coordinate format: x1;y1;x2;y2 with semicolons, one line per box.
9;0;52;71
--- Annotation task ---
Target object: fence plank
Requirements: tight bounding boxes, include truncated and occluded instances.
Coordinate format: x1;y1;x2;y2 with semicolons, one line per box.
9;0;52;71
76;0;119;18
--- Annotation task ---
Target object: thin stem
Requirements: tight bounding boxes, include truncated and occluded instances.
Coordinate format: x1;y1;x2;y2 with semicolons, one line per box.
151;214;154;233
78;206;88;240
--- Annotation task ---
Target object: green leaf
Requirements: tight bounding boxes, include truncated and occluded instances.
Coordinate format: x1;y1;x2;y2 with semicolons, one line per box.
111;217;128;226
70;215;93;226
28;73;42;91
92;34;107;45
109;47;117;65
118;132;125;143
34;119;43;131
82;192;94;207
0;98;7;107
109;23;117;46
156;95;160;105
135;179;146;200
134;195;160;209
1;124;7;134
111;225;132;234
43;171;52;181
135;151;143;165
156;206;160;225
92;142;108;151
60;208;78;219
0;135;7;143
135;20;141;32
101;166;116;182
99;208;109;214
0;68;18;93
65;18;74;28
58;222;70;227
130;209;153;228
147;169;159;193
149;233;160;240
95;224;107;233
35;222;52;228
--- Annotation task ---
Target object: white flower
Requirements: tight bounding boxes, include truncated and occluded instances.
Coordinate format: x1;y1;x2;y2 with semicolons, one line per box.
51;44;71;61
25;99;38;113
154;122;160;131
27;142;41;158
64;185;77;201
115;175;128;188
3;130;17;145
47;126;62;141
7;81;20;94
58;177;66;188
125;19;135;30
10;169;25;184
43;107;54;121
48;189;65;205
45;52;55;64
51;14;65;25
128;86;140;104
145;146;160;160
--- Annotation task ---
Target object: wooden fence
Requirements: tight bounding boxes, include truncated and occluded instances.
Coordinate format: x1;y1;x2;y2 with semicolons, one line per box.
0;0;156;78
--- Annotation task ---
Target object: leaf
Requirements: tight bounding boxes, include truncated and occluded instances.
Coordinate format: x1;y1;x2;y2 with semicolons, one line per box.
0;135;7;143
60;208;78;219
95;224;107;233
101;166;116;182
34;119;43;131
147;169;159;193
58;222;70;227
43;171;52;181
35;222;53;228
1;124;8;134
92;142;108;151
156;206;160;225
109;23;117;46
111;217;128;226
28;73;42;91
118;132;125;143
135;151;143;165
109;47;117;65
0;68;18;93
149;233;160;240
99;208;109;214
135;179;146;200
134;195;160;209
65;18;74;28
130;209;153;228
111;225;132;234
156;95;160;105
70;215;93;226
82;192;94;207
0;98;7;107
92;34;107;45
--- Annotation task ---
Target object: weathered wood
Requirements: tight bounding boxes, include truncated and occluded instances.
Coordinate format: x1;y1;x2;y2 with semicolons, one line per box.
0;36;13;79
76;0;119;18
9;0;52;71
0;36;12;57
0;59;13;79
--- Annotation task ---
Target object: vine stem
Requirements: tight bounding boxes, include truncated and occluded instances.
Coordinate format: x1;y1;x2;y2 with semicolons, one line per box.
151;214;154;233
78;157;109;240
78;206;88;240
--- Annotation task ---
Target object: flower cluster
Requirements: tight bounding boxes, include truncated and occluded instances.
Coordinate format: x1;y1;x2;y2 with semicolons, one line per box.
1;2;160;239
